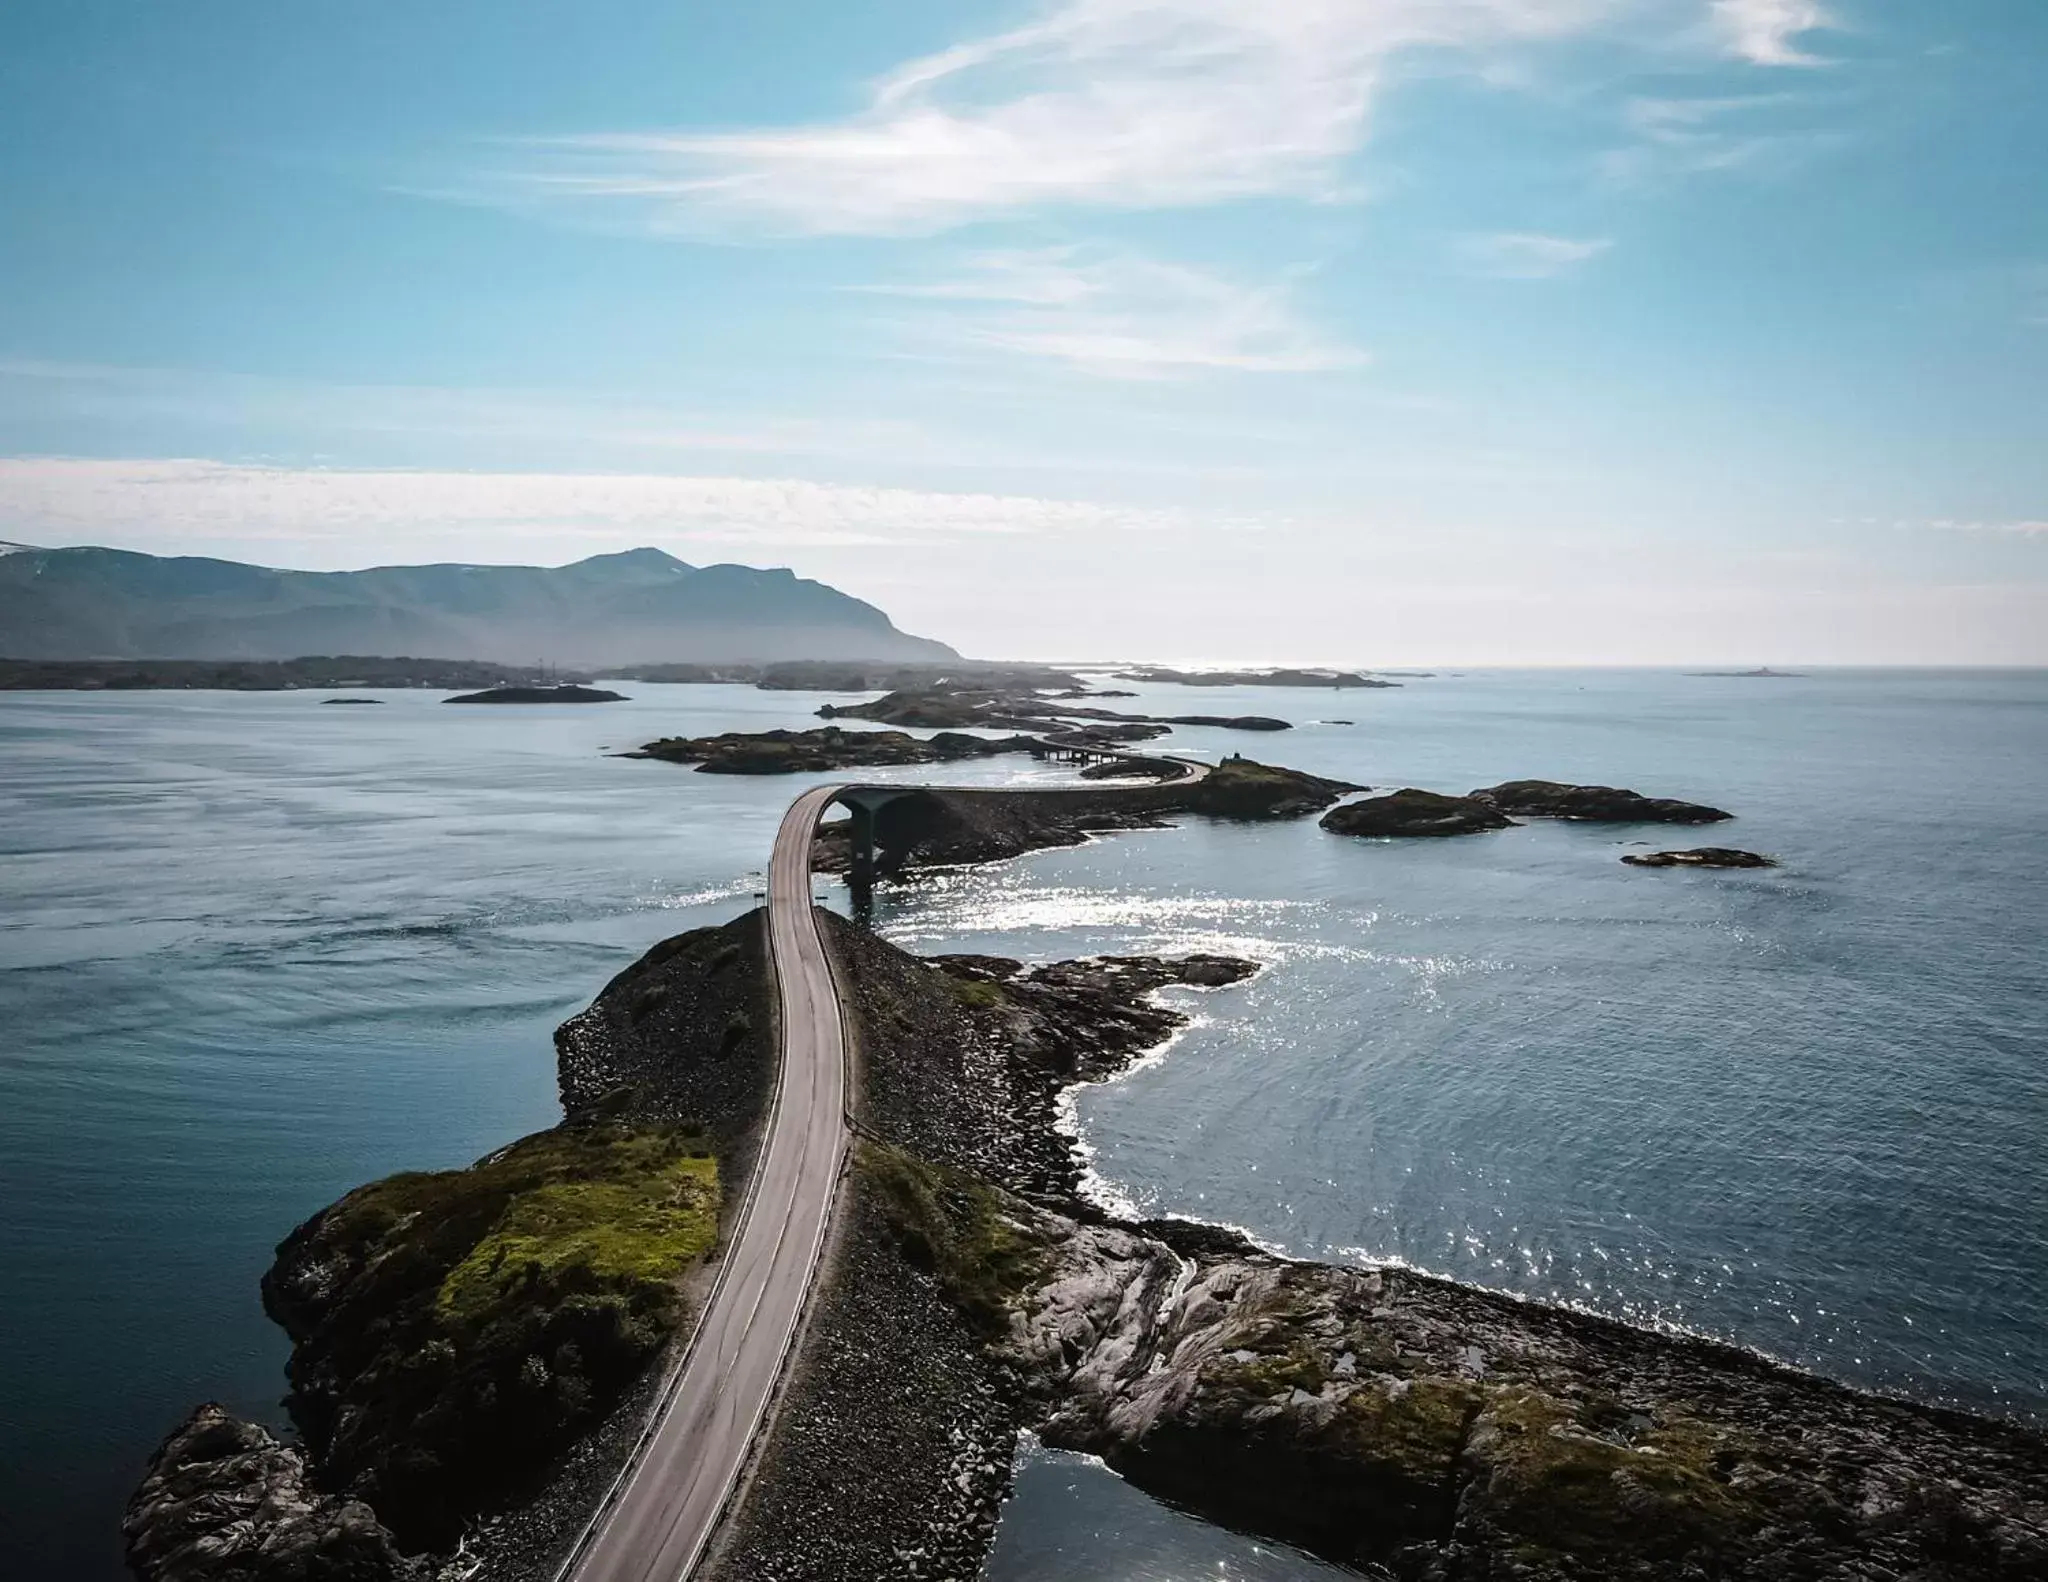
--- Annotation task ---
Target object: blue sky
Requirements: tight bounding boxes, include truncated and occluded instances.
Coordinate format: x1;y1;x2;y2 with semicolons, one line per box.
1;0;2042;663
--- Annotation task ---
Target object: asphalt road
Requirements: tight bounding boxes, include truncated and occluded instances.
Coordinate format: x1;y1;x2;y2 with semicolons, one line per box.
562;784;847;1582
563;754;1208;1582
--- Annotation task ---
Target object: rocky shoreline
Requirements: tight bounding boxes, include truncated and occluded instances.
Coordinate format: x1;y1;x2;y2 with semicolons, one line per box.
123;772;2043;1582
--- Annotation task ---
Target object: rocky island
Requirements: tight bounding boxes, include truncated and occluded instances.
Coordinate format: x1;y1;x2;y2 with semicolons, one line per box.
445;684;628;704
1470;780;1734;823
1321;788;1517;838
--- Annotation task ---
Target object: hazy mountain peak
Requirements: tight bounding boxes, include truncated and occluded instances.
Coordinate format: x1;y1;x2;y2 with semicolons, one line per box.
0;544;956;665
568;546;697;577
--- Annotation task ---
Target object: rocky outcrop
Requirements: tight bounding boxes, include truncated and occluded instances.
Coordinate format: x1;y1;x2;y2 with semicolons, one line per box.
630;725;1040;774
1470;780;1733;824
1180;757;1359;819
1623;848;1778;869
123;1405;424;1582
259;1122;719;1551
1003;1210;2048;1581
1321;789;1516;838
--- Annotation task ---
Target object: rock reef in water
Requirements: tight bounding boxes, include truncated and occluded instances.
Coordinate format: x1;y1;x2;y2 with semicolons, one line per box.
1321;788;1516;838
1471;779;1733;824
123;1404;427;1582
444;684;626;704
1623;847;1778;868
1114;666;1398;689
808;756;1357;875
1156;714;1290;731
630;725;1039;774
818;687;1293;736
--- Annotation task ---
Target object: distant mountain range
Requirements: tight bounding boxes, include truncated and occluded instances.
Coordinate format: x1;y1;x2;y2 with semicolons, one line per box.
0;544;957;665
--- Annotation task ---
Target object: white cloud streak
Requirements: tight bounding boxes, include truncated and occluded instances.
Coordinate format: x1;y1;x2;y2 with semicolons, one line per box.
1457;231;1612;278
504;0;1630;236
1708;0;1834;67
0;456;1222;558
864;247;1364;378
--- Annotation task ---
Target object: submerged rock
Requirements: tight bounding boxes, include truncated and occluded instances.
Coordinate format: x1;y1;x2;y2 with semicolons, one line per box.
1321;788;1516;838
124;1404;424;1582
1470;779;1732;823
1623;848;1778;869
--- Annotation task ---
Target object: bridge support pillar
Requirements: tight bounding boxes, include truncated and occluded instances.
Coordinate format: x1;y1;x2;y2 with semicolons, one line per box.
846;801;877;919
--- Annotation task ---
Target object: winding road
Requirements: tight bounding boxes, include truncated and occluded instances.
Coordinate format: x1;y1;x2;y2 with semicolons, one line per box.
561;755;1206;1582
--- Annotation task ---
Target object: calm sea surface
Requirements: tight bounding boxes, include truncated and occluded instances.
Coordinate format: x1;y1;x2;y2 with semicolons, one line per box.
2;671;2043;1581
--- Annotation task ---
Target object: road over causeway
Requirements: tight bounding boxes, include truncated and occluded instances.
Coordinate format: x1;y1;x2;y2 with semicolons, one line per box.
563;758;1205;1582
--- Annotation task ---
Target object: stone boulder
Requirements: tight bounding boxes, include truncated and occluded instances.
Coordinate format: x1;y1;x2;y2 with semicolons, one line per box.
123;1404;423;1582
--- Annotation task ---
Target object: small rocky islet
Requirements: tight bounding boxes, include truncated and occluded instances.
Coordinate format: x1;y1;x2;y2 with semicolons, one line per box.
1468;779;1733;823
1624;847;1779;868
1321;787;1516;837
1321;779;1740;840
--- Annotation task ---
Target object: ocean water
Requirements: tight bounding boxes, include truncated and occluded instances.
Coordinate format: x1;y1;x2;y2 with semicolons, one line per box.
2;671;2043;1581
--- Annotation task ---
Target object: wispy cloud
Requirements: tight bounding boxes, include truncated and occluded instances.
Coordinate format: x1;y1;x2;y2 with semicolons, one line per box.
1708;0;1835;68
488;0;1638;237
1599;91;1844;189
0;456;1226;558
863;247;1364;379
1456;231;1612;278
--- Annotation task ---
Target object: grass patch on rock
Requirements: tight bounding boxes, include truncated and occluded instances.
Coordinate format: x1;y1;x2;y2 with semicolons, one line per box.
1471;1387;1759;1563
858;1141;1046;1335
264;1121;717;1545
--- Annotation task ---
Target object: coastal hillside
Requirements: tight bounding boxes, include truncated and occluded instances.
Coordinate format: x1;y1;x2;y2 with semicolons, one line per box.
0;544;957;665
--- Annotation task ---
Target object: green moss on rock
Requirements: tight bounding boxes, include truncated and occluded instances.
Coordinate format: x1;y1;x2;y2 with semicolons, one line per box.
858;1141;1046;1335
263;1122;717;1546
1472;1388;1758;1562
